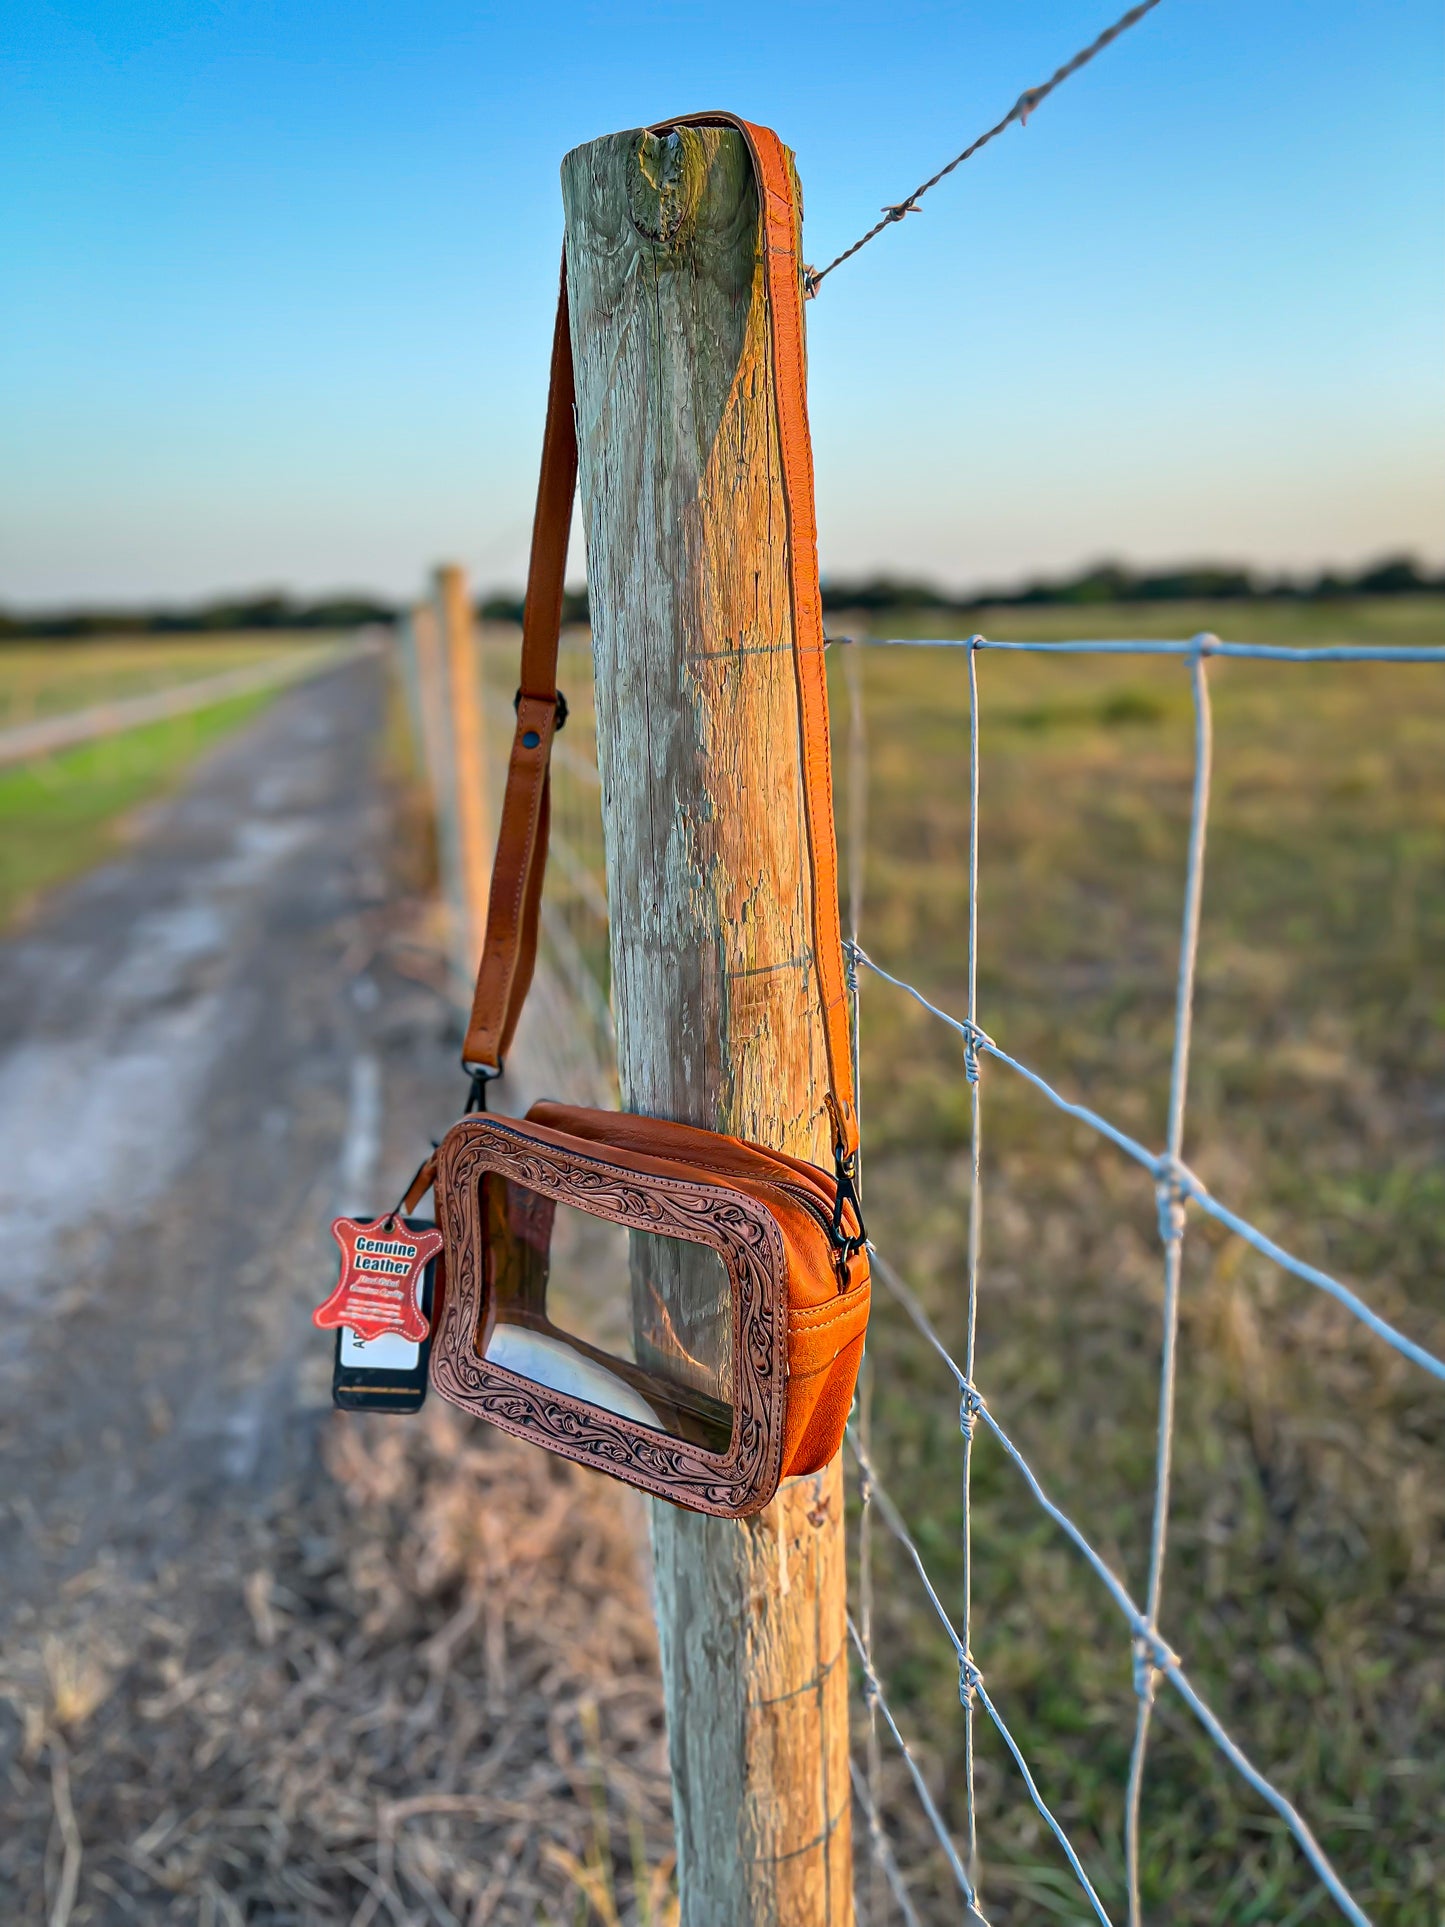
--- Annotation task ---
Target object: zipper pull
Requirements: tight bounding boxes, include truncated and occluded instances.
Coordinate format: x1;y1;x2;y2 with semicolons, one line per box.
829;1147;867;1265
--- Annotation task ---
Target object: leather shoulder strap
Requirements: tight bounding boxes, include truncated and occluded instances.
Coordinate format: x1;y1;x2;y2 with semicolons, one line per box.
461;115;858;1159
460;264;575;1077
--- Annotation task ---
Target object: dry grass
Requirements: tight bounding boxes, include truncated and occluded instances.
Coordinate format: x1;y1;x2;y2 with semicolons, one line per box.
843;608;1445;1922
7;603;1438;1925
0;636;329;731
0;1410;676;1926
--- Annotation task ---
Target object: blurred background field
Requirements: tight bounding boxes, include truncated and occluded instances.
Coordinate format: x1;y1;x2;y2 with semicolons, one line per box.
0;637;324;731
455;583;1445;1919
0;635;343;929
486;588;1445;1921
0;586;1439;1923
830;603;1445;1922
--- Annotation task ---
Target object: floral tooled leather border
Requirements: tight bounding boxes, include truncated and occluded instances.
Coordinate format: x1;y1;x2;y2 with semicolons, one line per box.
429;1116;789;1516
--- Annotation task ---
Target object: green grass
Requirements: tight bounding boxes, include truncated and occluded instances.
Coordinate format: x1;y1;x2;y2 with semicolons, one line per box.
834;599;1445;1923
854;593;1444;650
0;633;326;730
0;688;280;927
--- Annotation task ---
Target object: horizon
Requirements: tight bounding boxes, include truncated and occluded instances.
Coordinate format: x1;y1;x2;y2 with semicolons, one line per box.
7;548;1443;628
5;1;1443;604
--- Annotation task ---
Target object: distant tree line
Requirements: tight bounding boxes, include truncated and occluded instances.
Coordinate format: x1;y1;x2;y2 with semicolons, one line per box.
0;593;396;642
4;556;1440;640
818;553;1445;616
480;555;1444;626
476;588;592;626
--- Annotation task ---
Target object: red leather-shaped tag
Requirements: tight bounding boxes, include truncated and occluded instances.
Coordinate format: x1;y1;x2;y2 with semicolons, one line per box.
315;1216;444;1344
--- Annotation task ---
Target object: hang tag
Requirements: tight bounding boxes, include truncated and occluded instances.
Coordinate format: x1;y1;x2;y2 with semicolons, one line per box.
316;1214;444;1343
332;1219;441;1414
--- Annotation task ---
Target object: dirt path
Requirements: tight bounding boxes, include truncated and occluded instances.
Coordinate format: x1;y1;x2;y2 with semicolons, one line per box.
0;655;673;1924
0;651;448;1587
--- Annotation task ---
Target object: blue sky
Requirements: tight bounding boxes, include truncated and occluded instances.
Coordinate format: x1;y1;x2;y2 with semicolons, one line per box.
4;0;1442;606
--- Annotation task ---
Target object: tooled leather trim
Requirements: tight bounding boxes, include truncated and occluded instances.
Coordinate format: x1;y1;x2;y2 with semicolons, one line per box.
429;1116;791;1516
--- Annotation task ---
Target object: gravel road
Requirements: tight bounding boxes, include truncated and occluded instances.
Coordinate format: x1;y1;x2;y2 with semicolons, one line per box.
0;649;459;1606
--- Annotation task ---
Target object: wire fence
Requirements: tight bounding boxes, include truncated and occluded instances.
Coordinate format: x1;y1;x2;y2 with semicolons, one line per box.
842;631;1445;1927
402;586;1442;1920
389;14;1441;1914
403;585;1442;1918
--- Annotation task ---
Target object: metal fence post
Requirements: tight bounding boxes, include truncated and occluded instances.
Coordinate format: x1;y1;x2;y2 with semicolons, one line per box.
561;122;853;1925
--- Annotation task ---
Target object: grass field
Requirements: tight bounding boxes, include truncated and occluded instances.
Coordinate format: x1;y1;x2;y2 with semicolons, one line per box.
0;635;332;928
857;593;1444;650
10;602;1434;1920
835;598;1445;1922
0;633;321;730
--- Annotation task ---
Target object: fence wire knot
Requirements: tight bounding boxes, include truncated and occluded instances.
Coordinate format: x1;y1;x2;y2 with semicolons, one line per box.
1153;1157;1188;1244
881;199;920;223
1131;1628;1177;1706
959;1382;984;1438
962;1018;993;1084
958;1654;983;1709
843;938;861;996
1132;1638;1160;1706
861;1653;881;1712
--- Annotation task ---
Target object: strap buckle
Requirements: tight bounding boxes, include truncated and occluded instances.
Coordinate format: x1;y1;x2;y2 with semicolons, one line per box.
829;1146;867;1263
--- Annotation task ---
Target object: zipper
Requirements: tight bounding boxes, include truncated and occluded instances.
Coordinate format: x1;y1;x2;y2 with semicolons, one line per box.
767;1176;864;1284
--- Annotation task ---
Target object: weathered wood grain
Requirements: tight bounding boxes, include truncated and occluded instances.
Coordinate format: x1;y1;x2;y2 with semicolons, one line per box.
561;123;852;1925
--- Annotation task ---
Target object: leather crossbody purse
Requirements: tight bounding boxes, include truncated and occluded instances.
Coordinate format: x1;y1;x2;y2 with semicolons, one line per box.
334;115;869;1518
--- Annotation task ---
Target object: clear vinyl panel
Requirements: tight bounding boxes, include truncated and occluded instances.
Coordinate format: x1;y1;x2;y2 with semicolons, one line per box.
479;1175;734;1453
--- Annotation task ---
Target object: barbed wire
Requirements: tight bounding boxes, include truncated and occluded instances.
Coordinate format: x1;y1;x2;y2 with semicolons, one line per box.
839;631;1442;1924
804;0;1163;296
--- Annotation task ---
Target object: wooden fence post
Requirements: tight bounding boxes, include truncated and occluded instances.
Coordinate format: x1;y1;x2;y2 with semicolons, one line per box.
401;600;469;1005
434;563;491;980
562;124;853;1925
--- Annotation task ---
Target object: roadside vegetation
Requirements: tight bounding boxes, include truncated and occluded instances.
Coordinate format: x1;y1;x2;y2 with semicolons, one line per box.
0;635;333;929
0;1411;675;1925
0;636;317;730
